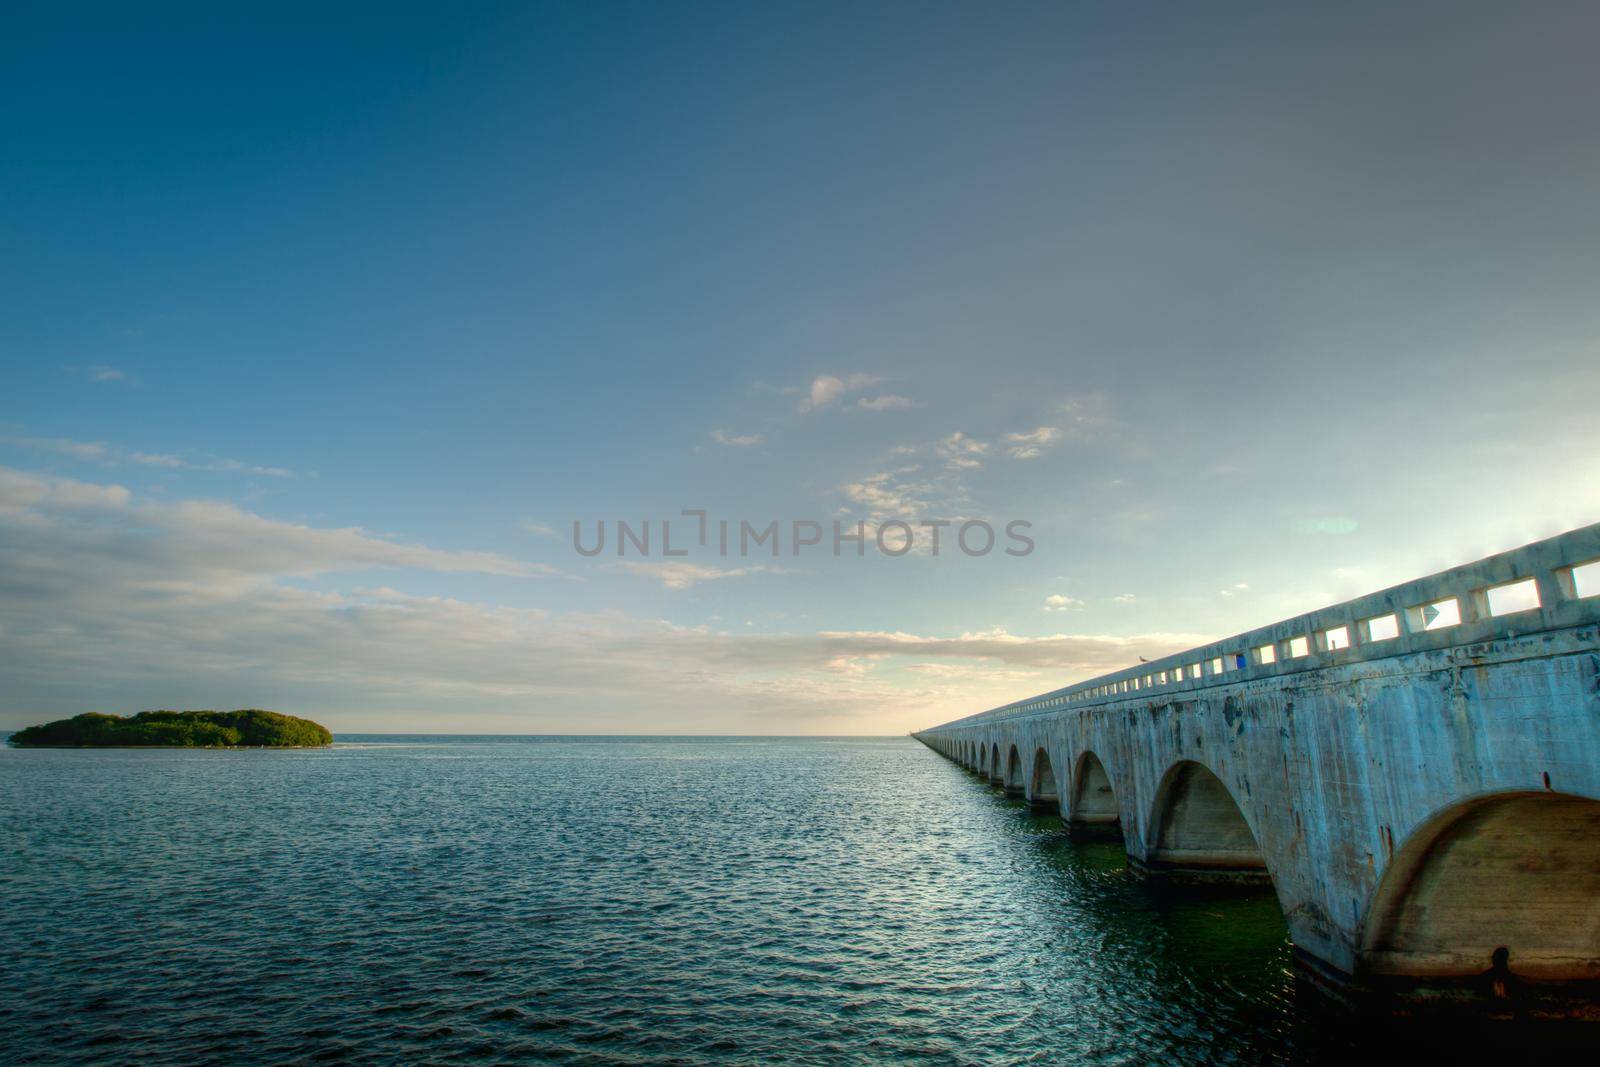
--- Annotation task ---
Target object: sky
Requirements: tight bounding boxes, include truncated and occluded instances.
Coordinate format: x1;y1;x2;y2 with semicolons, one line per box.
3;2;1599;734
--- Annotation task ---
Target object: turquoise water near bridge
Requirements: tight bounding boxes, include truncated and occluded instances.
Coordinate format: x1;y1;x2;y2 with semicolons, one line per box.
0;736;1585;1062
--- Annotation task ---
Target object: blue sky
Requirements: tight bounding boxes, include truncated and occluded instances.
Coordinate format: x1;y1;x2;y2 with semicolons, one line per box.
4;2;1599;732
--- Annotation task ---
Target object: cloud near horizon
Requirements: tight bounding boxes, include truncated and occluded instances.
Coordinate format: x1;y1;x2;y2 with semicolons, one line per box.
0;466;1201;734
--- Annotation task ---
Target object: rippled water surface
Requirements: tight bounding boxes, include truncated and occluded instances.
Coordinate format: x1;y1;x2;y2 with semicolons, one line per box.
0;736;1533;1063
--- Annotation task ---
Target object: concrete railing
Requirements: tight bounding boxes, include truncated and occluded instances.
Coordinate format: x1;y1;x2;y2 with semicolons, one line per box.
935;523;1600;730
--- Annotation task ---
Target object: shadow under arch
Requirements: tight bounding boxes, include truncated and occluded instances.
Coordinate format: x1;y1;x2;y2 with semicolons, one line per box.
1028;747;1060;814
1140;759;1272;888
1003;744;1024;797
1067;750;1123;841
1357;790;1600;1016
988;742;1002;785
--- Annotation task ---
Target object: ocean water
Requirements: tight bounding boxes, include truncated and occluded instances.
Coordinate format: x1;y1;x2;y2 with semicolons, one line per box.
0;736;1568;1064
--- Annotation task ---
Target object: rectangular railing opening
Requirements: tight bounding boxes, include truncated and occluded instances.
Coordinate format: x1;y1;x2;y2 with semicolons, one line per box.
1565;558;1600;599
1287;635;1310;658
1407;596;1461;632
1485;577;1540;616
1254;643;1276;665
1323;625;1351;651
1364;613;1401;641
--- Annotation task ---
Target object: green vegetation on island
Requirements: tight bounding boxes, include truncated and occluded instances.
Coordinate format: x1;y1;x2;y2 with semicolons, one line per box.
7;709;333;748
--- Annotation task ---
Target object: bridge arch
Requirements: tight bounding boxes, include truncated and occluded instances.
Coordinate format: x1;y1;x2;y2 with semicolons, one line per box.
1067;751;1122;840
1144;760;1270;885
1360;791;1600;998
1003;744;1024;797
1028;747;1060;814
988;742;1002;785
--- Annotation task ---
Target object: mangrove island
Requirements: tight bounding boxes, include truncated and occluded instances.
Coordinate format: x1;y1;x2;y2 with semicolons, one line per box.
7;709;333;748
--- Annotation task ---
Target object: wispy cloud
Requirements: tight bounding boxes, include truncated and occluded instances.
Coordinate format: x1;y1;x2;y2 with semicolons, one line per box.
799;373;882;412
856;394;915;411
1003;425;1063;459
1043;593;1082;611
840;469;939;519
617;561;781;590
66;364;138;386
2;434;293;478
521;520;562;540
709;428;764;447
936;431;989;471
2;435;111;461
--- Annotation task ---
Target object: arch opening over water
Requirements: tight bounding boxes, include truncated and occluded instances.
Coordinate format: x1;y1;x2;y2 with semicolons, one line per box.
1361;791;1600;1007
988;743;1002;785
1144;760;1270;886
1068;751;1122;841
1004;745;1024;797
1029;747;1059;814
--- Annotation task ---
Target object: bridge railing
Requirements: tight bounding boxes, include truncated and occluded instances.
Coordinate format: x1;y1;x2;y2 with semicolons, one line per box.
934;523;1600;730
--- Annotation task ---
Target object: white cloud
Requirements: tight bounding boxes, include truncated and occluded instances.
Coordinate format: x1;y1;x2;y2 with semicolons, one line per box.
0;466;561;580
1058;392;1113;431
936;431;989;471
857;395;915;411
808;627;1205;671
1112;592;1136;603
1003;425;1063;459
984;394;1118;461
800;373;882;412
1043;593;1083;611
522;521;561;540
1;435;110;461
128;451;185;468
65;364;137;385
840;470;937;518
195;458;294;478
709;428;764;447
2;434;293;478
808;376;846;409
617;561;777;590
1218;582;1250;597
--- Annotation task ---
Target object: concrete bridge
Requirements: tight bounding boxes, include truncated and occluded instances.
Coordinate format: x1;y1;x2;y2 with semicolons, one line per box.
914;524;1600;1018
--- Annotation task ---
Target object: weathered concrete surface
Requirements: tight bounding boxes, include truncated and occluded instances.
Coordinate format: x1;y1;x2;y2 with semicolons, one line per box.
916;525;1600;1016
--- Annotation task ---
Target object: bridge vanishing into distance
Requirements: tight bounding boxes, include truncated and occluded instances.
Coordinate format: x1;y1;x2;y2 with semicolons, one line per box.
914;524;1600;1018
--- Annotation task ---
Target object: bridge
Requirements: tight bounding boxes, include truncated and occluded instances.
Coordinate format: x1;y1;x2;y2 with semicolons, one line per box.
914;524;1600;1018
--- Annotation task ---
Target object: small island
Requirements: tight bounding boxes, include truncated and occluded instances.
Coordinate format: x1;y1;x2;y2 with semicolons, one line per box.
7;709;333;748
